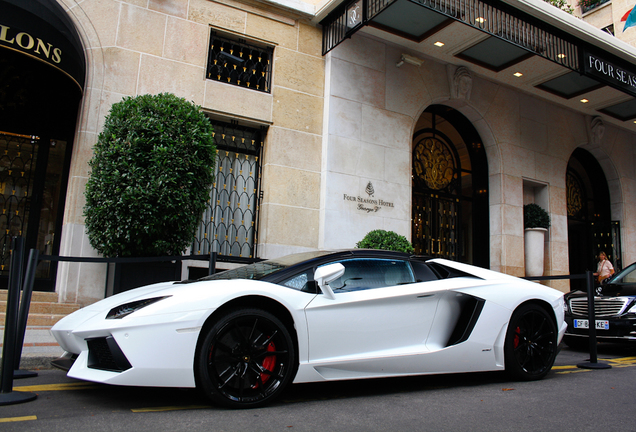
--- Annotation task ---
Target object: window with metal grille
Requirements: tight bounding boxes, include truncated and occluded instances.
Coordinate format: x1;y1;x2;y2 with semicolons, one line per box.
193;120;264;259
206;32;273;93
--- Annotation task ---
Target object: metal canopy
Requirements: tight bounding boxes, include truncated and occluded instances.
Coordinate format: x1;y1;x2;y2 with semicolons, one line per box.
536;71;603;99
322;0;578;70
370;1;452;40
321;0;636;125
0;0;86;91
599;98;636;121
456;36;534;71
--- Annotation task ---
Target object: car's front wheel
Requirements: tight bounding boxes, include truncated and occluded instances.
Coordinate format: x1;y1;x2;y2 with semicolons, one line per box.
504;303;557;380
196;308;297;408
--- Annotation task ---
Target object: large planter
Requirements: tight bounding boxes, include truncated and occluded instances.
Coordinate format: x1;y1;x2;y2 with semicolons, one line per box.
108;261;182;296
524;228;547;277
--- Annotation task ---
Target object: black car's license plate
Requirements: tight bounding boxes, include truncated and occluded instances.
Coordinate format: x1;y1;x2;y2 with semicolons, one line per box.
573;319;609;330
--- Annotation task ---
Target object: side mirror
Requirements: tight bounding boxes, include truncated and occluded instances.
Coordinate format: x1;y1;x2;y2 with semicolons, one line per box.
313;263;345;300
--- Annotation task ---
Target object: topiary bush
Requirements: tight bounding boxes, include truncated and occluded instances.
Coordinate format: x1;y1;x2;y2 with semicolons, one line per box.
524;203;551;229
356;230;415;253
84;93;216;257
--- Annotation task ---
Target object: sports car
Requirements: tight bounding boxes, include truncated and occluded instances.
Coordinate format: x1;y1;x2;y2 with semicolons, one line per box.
51;249;567;408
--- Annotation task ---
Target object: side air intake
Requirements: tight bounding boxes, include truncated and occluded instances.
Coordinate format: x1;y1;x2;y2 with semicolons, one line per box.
87;336;132;372
446;296;485;347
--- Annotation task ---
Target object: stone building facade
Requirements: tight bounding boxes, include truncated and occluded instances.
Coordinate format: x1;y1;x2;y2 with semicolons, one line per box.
2;0;636;305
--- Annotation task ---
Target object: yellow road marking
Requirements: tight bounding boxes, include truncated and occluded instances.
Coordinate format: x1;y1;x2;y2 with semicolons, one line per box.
602;356;636;366
14;382;101;392
131;405;209;413
0;415;37;423
553;356;636;373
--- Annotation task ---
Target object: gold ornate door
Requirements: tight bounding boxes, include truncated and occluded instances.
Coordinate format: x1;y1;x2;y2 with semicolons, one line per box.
411;105;489;267
412;134;461;259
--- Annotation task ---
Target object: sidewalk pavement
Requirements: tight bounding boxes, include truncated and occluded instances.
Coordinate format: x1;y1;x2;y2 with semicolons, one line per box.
0;326;64;370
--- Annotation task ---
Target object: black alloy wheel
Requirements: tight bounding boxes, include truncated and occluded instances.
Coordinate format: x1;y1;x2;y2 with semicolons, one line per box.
196;308;297;408
504;303;557;380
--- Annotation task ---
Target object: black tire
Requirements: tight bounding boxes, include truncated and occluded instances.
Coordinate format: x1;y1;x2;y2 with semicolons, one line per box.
563;335;589;351
196;308;297;408
504;303;557;380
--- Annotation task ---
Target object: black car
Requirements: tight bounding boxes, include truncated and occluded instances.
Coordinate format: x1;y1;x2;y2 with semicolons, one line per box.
564;262;636;349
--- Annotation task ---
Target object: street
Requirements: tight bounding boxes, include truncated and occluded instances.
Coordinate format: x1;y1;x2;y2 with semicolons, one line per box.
1;344;635;432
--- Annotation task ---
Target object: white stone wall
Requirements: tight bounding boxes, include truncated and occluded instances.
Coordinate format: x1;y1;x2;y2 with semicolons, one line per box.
53;0;636;303
323;32;636;287
58;0;324;305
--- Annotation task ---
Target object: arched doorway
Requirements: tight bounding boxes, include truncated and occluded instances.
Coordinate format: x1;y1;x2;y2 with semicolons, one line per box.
567;148;620;290
411;105;489;267
0;0;85;290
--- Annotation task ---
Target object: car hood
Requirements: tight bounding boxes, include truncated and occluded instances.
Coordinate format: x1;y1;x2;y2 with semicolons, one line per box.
79;281;183;312
566;286;636;299
599;282;636;297
79;278;255;314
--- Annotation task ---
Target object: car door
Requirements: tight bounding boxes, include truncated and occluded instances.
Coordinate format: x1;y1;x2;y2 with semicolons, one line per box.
303;258;444;376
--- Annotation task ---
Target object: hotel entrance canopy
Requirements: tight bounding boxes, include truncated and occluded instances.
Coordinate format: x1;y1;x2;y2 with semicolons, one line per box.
318;0;636;129
1;0;86;91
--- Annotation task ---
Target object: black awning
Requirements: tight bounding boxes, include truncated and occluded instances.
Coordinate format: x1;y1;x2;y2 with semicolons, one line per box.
321;0;636;99
0;0;86;91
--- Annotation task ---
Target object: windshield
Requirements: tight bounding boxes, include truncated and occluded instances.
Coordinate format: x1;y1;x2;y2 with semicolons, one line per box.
199;250;334;281
609;262;636;284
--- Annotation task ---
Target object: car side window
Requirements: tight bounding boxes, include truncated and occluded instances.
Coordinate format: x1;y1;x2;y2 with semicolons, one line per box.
281;270;312;291
321;259;415;292
410;261;439;282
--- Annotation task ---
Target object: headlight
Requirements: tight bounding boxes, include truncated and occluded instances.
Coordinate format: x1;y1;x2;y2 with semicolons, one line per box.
627;303;636;315
106;296;171;319
563;297;569;314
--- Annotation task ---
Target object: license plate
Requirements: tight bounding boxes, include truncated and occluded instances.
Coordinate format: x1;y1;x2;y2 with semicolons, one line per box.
573;319;609;330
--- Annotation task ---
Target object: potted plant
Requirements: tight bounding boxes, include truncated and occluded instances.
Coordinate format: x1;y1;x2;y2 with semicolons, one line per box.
578;0;607;13
84;93;216;293
523;204;550;277
356;230;415;253
545;0;574;13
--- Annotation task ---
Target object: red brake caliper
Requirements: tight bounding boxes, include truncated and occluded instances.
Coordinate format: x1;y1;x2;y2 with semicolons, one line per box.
258;342;276;386
513;326;521;348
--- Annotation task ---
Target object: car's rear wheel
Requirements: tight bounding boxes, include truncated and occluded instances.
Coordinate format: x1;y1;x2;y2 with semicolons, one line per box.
196;308;296;408
504;303;557;380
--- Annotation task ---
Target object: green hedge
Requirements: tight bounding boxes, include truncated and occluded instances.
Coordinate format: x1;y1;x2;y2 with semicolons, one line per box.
356;230;414;253
84;93;216;257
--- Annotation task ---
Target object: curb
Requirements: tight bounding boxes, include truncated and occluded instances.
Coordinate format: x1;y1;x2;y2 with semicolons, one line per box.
1;354;61;371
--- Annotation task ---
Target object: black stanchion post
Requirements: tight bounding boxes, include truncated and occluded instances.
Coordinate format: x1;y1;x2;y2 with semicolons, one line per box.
577;270;611;370
13;249;40;379
0;237;37;405
209;252;217;276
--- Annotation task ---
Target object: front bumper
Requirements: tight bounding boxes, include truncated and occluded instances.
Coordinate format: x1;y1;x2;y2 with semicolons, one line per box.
564;315;636;341
51;307;209;388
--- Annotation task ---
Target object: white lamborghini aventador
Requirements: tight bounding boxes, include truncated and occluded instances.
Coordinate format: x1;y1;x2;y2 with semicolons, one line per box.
51;250;567;408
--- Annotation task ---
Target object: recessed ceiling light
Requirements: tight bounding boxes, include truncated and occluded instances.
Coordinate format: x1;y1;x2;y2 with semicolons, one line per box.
475;17;486;23
513;72;523;77
434;41;445;47
580;98;589;103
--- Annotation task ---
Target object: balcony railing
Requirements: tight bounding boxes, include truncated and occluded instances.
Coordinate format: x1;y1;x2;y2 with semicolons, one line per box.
580;0;610;14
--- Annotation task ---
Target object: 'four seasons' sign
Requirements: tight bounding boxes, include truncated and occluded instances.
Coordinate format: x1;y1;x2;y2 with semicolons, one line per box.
343;182;395;213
